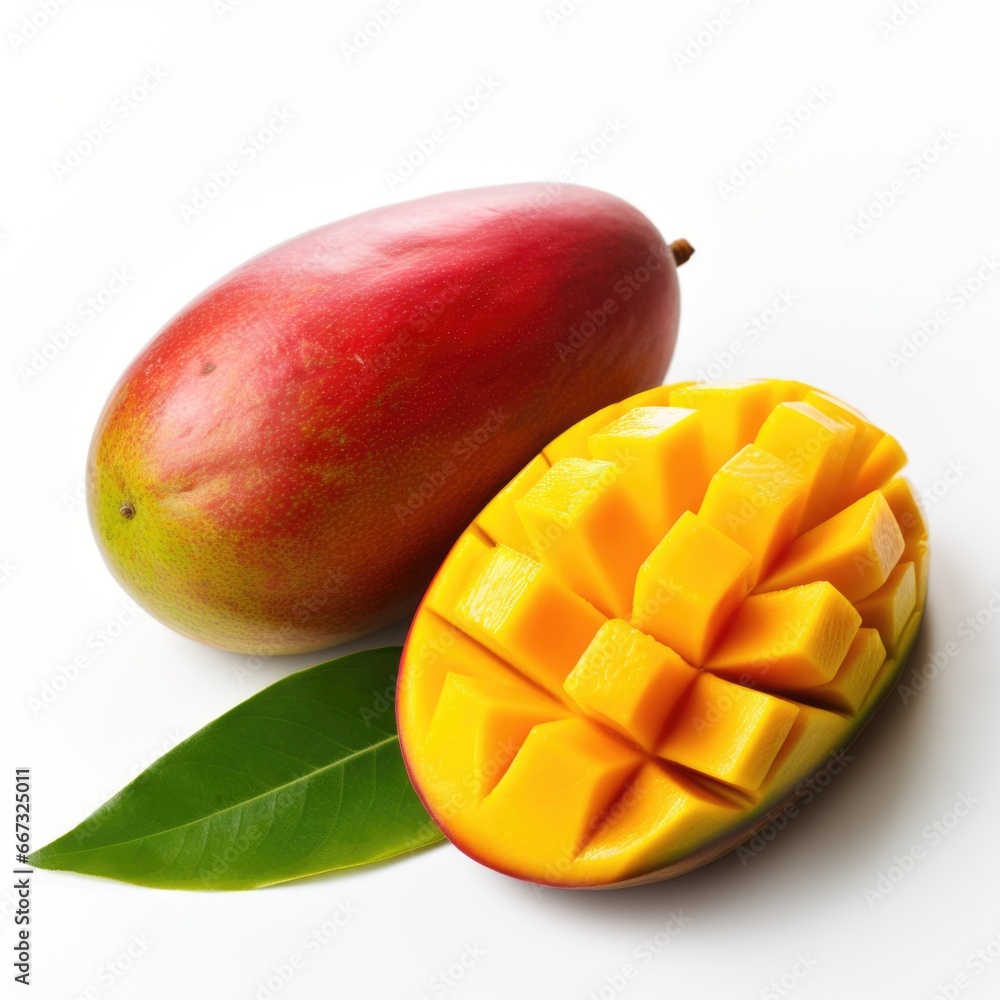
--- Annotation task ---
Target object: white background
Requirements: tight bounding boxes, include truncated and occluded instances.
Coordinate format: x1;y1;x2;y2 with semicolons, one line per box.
3;1;1000;998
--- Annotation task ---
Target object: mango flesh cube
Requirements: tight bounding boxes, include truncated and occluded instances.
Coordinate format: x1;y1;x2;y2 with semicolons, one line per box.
475;454;550;555
699;445;807;586
706;582;861;688
799;627;886;713
802;390;884;496
541;398;635;464
859;607;923;718
880;477;928;544
852;433;907;499
759;701;852;794
880;477;930;605
588;406;709;542
425;532;493;620
760;491;905;602
397;379;927;888
669;380;801;474
854;561;916;656
479;717;640;865
573;763;737;883
401;610;539;732
455;543;607;694
424;673;566;801
755;401;855;529
624;383;684;409
564;619;698;750
515;458;656;619
658;672;799;791
632;511;752;666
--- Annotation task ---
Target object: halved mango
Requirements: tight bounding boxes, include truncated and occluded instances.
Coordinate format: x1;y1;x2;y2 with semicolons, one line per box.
397;380;927;887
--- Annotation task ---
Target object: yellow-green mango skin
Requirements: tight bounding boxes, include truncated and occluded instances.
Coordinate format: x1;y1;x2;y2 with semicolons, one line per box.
87;185;681;653
87;379;385;655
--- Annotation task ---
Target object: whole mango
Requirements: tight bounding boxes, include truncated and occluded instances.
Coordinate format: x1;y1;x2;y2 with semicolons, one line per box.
88;184;690;654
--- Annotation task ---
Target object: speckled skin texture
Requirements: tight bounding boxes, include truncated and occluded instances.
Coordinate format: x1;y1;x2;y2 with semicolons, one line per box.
88;184;680;654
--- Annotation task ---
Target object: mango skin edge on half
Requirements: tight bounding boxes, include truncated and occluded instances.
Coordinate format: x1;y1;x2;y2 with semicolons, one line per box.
396;379;928;888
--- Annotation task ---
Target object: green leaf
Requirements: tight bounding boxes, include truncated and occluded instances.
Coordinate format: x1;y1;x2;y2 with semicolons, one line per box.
29;646;442;889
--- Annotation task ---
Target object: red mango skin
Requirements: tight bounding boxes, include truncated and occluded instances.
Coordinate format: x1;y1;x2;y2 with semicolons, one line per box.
88;184;682;654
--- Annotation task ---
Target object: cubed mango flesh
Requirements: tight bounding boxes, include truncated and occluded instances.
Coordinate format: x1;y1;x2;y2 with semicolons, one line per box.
564;619;698;750
801;389;884;505
799;627;886;713
658;672;800;791
588;406;710;542
755;401;856;529
632;511;752;666
454;543;606;694
853;434;907;499
698;445;807;586
880;477;930;605
706;582;861;688
515;457;657;619
423;673;567;801
854;561;916;657
759;491;905;602
669;380;802;474
397;379;928;887
477;718;641;866
474;454;550;555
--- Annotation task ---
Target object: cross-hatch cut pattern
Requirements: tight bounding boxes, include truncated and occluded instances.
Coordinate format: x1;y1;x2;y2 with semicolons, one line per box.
398;380;929;886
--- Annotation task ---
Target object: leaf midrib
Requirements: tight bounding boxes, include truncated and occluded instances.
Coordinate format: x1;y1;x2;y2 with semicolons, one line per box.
39;733;400;861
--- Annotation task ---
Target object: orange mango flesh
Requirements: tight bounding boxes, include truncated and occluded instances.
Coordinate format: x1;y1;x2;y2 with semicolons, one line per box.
397;380;928;887
564;619;698;751
515;457;656;620
634;510;753;666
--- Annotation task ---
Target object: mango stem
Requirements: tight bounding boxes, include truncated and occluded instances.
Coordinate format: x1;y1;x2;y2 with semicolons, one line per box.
669;239;694;266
